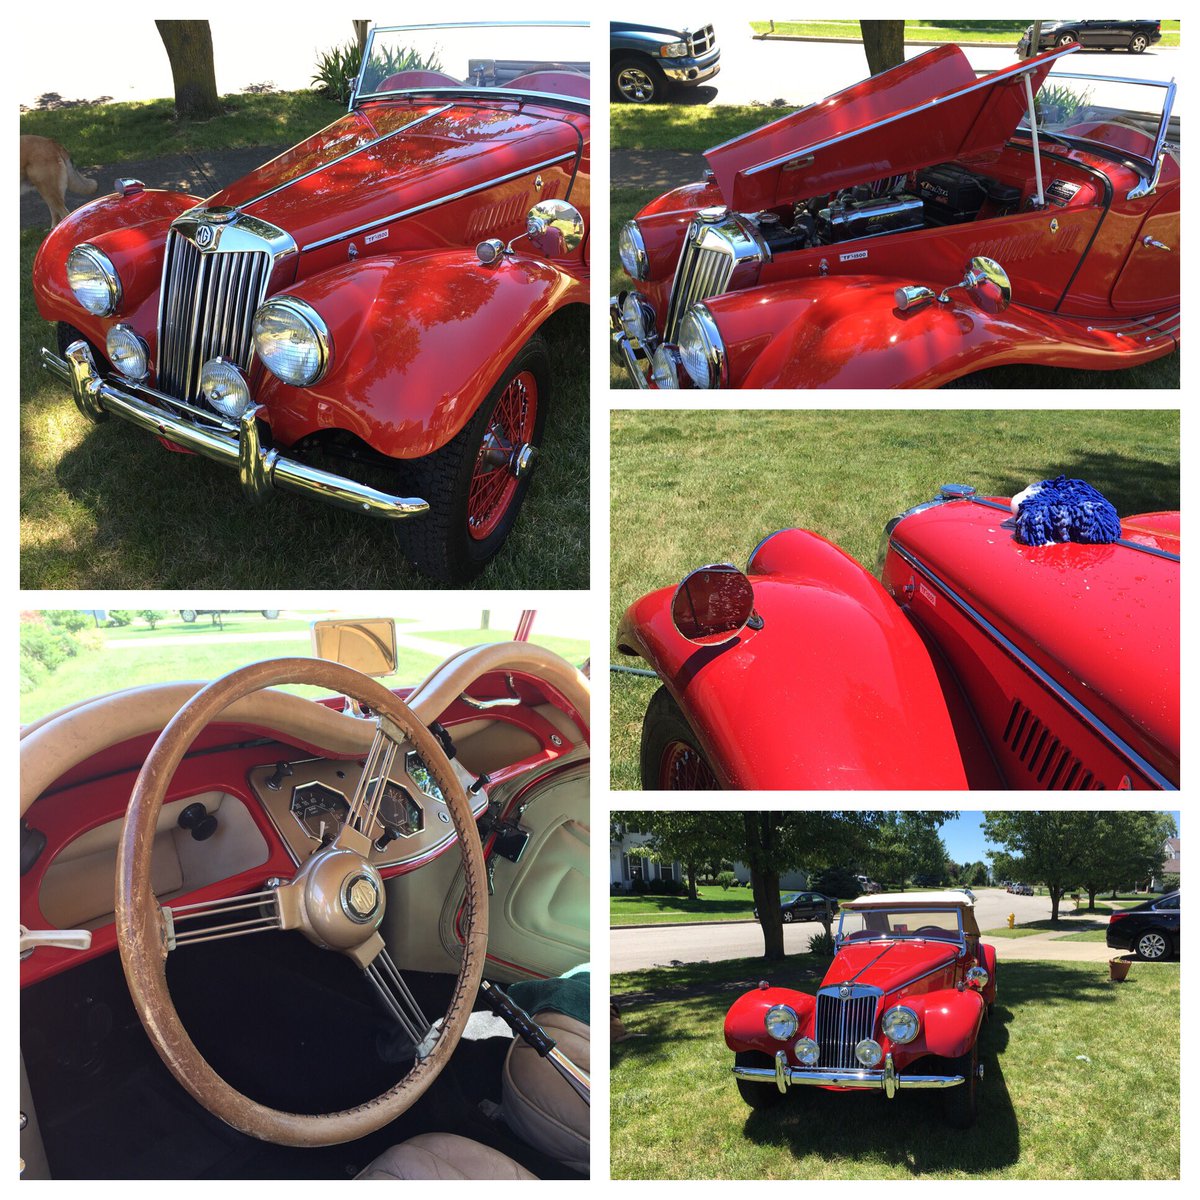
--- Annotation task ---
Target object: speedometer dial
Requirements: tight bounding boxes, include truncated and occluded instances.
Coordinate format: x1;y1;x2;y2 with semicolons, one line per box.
289;781;350;842
368;777;424;838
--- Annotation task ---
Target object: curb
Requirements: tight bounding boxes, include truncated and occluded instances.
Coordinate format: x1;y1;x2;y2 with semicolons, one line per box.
751;35;1001;48
612;918;758;930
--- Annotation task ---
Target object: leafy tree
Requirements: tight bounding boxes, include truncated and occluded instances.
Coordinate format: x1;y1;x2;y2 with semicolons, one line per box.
45;610;91;633
870;811;954;889
983;811;1097;920
156;21;221;121
1079;811;1176;907
106;611;133;627
716;871;736;891
1161;873;1180;893
614;812;735;901
861;20;905;75
139;610;167;631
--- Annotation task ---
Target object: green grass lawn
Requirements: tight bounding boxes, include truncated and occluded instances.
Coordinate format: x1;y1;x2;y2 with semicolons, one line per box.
611;955;1180;1178
19;90;343;166
609;409;1179;789
102;616;315;639
982;926;1047;939
1055;929;1110;943
611;885;757;925
748;20;1180;47
21;227;589;588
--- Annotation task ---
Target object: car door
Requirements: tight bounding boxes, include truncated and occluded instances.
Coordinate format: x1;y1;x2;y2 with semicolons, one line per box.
1154;893;1179;944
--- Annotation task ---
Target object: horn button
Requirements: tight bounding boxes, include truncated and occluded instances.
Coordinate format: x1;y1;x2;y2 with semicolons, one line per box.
290;847;386;950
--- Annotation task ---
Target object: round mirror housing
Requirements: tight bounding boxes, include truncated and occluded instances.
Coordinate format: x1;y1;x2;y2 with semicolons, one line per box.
525;199;585;256
671;564;756;647
964;256;1011;314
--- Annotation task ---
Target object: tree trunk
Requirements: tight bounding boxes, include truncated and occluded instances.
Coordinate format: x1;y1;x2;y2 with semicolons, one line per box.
353;21;371;57
1049;885;1062;921
1087;888;1098;911
752;868;785;960
861;20;906;76
686;861;698;901
156;21;221;120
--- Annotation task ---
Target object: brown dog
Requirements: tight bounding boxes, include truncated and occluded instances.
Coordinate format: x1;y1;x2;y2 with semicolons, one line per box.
20;135;98;227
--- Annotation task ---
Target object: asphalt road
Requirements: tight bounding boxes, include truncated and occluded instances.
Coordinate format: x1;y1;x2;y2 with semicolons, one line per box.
611;888;1075;973
690;35;1181;112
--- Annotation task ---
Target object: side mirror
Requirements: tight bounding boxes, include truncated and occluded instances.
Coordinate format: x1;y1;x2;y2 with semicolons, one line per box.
671;564;757;647
311;618;398;677
940;256;1011;313
525;198;585;256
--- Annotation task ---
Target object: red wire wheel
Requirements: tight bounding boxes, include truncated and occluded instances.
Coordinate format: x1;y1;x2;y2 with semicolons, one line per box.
658;740;720;790
467;370;538;541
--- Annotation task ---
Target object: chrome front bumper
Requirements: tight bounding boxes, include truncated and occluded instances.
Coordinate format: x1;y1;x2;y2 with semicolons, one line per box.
42;342;429;521
609;295;651;389
663;56;721;85
734;1050;966;1099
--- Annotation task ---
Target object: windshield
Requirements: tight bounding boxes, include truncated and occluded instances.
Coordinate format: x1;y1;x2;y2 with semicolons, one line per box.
1020;67;1177;174
837;907;964;946
355;23;590;106
20;604;589;724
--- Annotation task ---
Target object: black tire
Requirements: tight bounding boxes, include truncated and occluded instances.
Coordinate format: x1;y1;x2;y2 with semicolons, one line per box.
1135;929;1170;960
394;335;549;584
1129;34;1149;53
943;1043;980;1129
640;685;720;790
261;610;280;619
1056;33;1077;47
180;610;198;623
734;1051;785;1110
612;56;668;104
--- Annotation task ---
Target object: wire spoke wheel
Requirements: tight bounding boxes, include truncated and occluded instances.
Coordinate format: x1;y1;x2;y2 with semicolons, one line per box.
467;370;537;542
658;739;720;789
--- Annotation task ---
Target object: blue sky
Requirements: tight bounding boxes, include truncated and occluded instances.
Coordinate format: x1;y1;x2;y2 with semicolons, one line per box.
941;811;1181;864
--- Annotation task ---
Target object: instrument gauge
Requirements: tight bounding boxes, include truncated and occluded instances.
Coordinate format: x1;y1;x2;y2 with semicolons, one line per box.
289;782;350;842
405;751;445;802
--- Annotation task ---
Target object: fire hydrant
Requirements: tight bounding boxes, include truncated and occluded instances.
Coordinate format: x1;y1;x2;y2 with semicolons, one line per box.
1007;913;1016;929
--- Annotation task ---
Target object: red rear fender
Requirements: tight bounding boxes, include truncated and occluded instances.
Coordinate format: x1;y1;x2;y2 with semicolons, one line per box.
262;249;586;458
617;528;968;789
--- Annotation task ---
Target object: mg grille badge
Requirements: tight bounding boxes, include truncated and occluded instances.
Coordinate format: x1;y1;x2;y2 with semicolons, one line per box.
839;985;852;998
195;224;215;249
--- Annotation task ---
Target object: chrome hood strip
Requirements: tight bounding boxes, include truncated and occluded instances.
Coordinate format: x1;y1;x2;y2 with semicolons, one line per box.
238;105;454;212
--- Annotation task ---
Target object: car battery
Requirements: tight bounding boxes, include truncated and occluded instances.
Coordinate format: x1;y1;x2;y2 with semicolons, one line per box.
916;163;988;225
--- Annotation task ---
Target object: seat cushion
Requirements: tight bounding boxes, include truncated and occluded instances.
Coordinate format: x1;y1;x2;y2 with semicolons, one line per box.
502;1010;590;1172
356;1134;536;1180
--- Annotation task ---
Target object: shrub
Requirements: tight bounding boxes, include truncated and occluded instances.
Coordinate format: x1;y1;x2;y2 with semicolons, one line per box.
809;867;862;899
106;610;133;627
807;930;835;956
45;610;91;632
313;40;445;106
645;878;684;895
139;610;167;630
716;871;736;891
1160;873;1180;892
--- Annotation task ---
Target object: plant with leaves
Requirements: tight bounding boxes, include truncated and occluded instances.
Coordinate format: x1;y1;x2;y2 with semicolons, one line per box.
1078;811;1177;908
983;810;1097;920
612;812;735;900
139;610;167;631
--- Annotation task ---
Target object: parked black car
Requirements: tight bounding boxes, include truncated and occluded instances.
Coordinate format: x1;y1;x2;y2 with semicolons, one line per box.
610;21;720;103
1107;891;1179;961
753;891;839;923
1019;19;1162;55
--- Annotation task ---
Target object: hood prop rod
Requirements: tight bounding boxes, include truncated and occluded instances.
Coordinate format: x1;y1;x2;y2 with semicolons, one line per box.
1022;72;1046;208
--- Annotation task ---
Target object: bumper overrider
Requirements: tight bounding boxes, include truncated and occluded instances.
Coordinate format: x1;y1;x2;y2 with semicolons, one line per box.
42;342;429;520
609;294;651;389
734;1050;968;1098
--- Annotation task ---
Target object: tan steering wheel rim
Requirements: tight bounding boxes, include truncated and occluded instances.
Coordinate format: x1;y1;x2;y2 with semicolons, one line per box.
114;657;489;1148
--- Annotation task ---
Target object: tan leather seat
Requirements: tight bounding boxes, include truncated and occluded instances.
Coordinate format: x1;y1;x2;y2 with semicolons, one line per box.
356;1133;536;1180
501;1010;589;1172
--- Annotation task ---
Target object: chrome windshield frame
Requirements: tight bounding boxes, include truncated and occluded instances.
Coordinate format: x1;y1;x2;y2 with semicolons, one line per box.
834;906;966;951
352;21;591;111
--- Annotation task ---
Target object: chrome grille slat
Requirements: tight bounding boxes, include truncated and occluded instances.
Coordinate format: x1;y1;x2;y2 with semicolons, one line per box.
664;226;738;341
157;229;272;403
815;986;879;1070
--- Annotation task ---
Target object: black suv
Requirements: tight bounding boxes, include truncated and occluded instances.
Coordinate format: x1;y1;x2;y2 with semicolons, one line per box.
1107;891;1179;961
1019;20;1162;55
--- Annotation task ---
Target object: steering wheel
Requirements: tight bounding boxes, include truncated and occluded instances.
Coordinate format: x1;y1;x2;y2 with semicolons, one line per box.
114;658;488;1148
912;925;947;935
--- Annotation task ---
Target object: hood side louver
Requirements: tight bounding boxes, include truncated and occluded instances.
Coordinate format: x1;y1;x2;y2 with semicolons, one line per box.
1002;699;1105;789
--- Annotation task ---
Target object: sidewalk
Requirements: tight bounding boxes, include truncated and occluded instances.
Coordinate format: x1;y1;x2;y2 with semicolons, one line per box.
20;145;286;231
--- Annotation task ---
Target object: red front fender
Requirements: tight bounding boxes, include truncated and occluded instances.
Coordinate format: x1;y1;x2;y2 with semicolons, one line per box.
258;249;586;459
724;986;816;1057
617;528;968;789
900;987;985;1061
705;276;1176;389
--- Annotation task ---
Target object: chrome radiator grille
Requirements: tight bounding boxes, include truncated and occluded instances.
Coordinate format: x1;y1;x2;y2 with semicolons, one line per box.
814;985;880;1070
156;231;271;403
663;213;767;342
689;24;716;55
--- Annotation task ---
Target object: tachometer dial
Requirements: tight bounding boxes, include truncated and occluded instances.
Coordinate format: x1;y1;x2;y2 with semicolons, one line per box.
368;777;424;839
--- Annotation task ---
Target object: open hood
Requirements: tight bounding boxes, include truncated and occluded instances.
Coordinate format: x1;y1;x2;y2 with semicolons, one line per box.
704;42;1077;212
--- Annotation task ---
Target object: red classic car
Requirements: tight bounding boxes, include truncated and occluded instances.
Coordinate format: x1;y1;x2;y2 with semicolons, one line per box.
616;484;1179;790
32;23;590;582
611;42;1179;388
726;892;996;1127
20;617;591;1178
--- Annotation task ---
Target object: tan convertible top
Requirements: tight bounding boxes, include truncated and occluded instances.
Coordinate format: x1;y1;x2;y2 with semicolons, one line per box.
842;890;979;937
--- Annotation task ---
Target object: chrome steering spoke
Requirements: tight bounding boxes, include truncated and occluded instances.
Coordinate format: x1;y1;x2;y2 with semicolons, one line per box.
344;716;406;838
162;889;282;950
362;946;434;1053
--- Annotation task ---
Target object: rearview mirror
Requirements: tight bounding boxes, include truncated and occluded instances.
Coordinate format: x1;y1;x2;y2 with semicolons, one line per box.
525;199;585;256
311;618;398;677
671;564;756;646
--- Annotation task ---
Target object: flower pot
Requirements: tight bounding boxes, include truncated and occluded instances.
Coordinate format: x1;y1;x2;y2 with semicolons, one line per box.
1109;957;1132;982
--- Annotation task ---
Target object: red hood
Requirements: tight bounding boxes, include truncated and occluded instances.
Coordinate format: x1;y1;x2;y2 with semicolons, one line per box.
824;939;959;993
891;496;1179;785
203;99;582;252
704;42;1077;212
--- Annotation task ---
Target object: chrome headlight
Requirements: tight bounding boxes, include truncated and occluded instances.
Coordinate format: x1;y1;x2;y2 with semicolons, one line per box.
618;220;649;280
650;345;680;389
620;292;657;344
793;1037;819;1066
764;1004;799;1042
882;1005;920;1045
252;296;331;386
677;305;725;388
966;966;989;991
200;357;253;420
660;41;689;57
67;245;121;316
855;1038;883;1067
105;324;149;382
